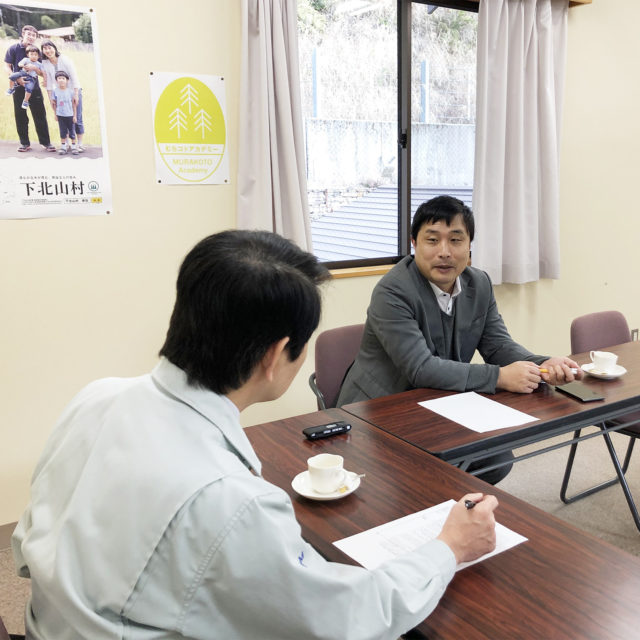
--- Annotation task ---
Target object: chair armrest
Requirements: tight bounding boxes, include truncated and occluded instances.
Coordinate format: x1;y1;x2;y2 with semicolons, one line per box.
308;372;327;410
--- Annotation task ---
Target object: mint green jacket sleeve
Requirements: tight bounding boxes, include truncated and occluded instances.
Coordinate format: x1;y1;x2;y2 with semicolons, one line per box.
128;478;456;640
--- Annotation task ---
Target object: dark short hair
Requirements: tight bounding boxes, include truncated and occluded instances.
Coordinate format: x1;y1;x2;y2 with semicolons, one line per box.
411;195;475;242
41;40;60;58
160;230;330;394
25;45;39;54
55;70;69;80
21;25;37;35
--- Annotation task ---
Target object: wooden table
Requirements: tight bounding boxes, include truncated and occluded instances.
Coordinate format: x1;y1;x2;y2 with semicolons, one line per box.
341;341;640;475
246;408;640;639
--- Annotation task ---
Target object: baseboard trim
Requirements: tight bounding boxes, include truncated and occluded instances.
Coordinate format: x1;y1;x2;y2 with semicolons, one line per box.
0;522;17;550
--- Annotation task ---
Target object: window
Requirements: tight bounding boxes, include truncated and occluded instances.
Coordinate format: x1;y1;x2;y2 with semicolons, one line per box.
297;0;478;268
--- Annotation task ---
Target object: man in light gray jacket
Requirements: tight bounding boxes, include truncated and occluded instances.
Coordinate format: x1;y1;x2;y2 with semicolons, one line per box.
337;196;581;482
13;229;498;640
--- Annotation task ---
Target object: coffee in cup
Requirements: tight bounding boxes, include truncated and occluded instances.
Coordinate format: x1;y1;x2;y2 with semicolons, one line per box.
307;453;345;494
589;350;618;373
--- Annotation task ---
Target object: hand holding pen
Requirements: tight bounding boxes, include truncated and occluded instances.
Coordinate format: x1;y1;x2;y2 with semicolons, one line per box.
437;493;499;564
538;356;583;385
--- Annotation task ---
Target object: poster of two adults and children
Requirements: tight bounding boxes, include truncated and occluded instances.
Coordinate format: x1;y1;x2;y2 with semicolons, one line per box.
0;1;111;218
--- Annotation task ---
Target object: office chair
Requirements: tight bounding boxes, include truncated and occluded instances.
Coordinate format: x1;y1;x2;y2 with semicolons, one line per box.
560;310;640;531
309;323;365;409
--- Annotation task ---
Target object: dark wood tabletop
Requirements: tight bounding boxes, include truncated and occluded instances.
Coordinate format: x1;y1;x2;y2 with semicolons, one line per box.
341;341;640;466
246;407;640;639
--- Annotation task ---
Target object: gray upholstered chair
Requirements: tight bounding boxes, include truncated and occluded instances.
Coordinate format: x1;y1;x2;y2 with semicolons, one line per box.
309;323;365;409
560;310;640;530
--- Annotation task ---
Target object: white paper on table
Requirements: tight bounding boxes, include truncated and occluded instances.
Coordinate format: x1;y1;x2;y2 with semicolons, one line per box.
333;499;527;571
418;391;538;433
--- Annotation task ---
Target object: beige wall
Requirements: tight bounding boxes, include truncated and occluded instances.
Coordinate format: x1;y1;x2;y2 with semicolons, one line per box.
0;0;241;523
1;0;637;524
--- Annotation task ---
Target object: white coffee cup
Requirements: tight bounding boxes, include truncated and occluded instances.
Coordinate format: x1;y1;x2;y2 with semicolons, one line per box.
590;350;618;373
307;453;345;494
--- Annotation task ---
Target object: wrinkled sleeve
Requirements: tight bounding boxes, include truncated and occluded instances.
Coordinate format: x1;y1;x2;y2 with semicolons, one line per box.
11;505;32;579
42;60;55;93
62;56;81;89
475;273;546;369
181;482;456;640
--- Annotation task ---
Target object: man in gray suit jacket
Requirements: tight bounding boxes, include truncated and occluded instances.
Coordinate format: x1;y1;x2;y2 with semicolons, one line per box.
337;196;580;483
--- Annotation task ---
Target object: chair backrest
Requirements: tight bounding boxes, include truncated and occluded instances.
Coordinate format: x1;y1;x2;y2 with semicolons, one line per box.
0;615;10;640
311;323;365;409
570;310;631;354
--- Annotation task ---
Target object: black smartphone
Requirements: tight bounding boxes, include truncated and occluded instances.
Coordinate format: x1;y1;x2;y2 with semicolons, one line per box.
555;381;605;403
302;421;351;440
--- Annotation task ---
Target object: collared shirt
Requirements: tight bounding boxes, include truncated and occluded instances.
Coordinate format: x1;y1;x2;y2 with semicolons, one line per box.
4;41;28;72
41;53;82;93
13;358;455;639
429;277;462;315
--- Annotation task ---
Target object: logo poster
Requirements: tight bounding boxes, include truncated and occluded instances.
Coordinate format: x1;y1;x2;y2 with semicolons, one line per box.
0;1;111;218
150;72;229;185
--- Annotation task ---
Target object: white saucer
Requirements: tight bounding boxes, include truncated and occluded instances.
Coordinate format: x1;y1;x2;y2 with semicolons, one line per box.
291;470;361;501
581;362;627;380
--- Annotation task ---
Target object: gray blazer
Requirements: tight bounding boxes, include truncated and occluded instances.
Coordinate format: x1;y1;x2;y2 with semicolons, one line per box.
337;257;546;405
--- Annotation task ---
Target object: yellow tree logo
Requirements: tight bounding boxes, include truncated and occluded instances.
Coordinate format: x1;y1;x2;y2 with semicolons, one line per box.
154;77;226;183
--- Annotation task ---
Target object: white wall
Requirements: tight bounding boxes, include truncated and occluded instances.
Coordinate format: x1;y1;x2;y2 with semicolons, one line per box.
2;0;638;525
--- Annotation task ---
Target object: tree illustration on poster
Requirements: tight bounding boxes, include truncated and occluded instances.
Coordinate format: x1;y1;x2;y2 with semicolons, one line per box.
151;73;229;185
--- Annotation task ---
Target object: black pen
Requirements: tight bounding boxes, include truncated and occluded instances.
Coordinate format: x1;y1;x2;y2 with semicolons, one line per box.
464;499;477;510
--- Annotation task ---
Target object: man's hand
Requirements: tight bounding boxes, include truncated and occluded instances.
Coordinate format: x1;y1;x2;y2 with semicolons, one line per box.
497;361;542;393
437;493;498;564
539;357;582;385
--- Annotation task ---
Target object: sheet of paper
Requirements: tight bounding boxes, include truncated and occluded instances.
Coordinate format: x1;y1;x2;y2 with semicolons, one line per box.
418;391;538;433
333;499;527;571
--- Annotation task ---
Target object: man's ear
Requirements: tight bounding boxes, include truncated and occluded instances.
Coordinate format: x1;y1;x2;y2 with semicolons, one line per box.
262;337;290;382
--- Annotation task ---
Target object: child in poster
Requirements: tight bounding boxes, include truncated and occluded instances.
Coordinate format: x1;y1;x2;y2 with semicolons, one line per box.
51;70;78;154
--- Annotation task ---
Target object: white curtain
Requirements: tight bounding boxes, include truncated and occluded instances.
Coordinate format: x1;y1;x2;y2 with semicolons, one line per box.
473;0;568;284
238;0;313;250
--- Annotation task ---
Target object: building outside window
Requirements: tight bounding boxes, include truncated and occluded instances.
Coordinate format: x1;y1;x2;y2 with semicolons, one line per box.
297;0;478;267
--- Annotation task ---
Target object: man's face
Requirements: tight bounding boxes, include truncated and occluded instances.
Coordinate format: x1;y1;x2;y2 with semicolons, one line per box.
22;29;37;46
411;214;471;294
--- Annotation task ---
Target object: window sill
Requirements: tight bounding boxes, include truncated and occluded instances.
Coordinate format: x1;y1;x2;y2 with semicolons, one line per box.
330;265;394;279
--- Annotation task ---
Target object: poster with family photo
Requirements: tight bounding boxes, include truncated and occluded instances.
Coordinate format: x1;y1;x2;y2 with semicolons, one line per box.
0;1;111;218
